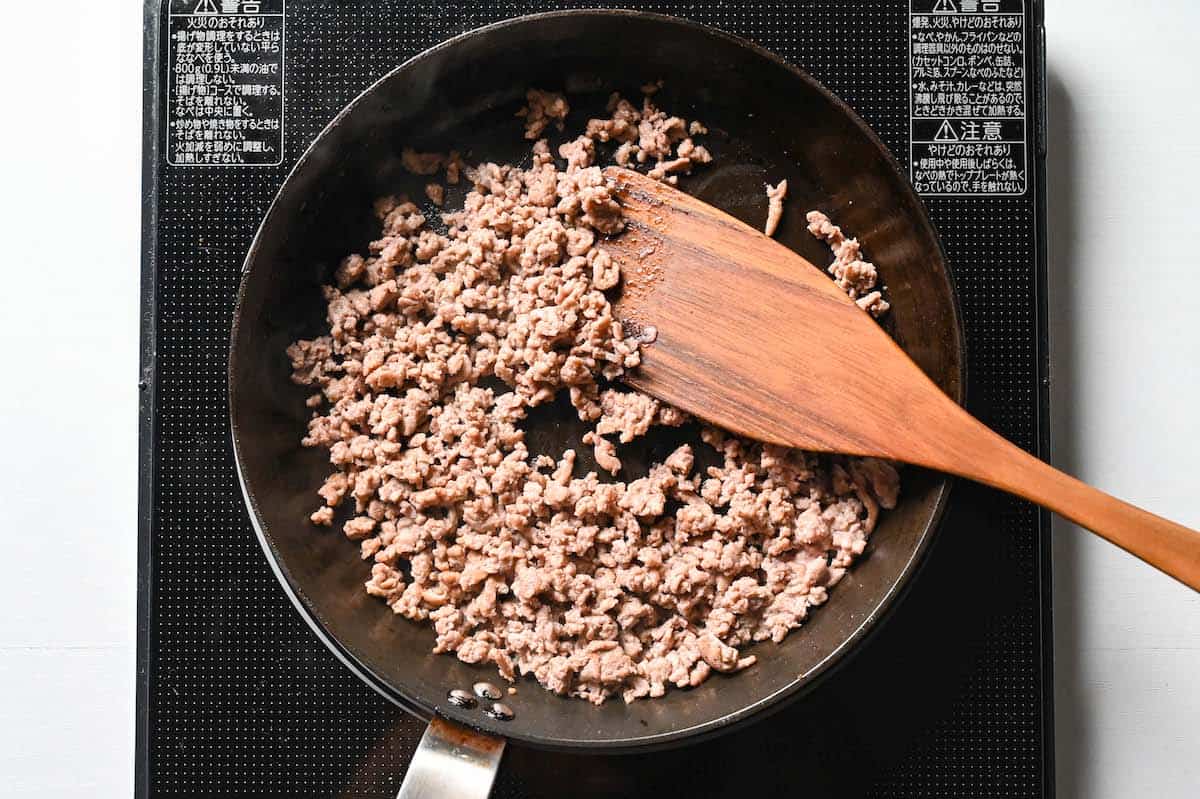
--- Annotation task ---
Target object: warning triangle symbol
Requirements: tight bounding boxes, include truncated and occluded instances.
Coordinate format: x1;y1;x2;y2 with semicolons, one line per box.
932;0;959;12
933;120;959;141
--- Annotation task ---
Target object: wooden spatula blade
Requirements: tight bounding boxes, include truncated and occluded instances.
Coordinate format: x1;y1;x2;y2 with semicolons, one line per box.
601;166;948;459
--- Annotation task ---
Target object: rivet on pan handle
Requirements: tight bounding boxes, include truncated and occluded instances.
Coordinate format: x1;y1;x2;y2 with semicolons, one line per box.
395;716;505;799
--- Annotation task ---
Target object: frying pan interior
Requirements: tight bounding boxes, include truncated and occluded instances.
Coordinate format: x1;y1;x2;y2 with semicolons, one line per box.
230;10;964;752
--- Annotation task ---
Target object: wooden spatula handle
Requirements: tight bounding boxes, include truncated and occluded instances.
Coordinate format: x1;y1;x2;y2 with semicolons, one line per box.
928;408;1200;591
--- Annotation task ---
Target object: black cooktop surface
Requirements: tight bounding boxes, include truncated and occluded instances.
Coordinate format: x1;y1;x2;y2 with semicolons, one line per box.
138;1;1051;796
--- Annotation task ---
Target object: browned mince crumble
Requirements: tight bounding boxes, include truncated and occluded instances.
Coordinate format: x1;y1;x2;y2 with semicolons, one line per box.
287;87;898;704
763;178;788;238
805;209;891;317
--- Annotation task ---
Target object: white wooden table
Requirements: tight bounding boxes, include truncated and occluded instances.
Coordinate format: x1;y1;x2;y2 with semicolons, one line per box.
0;1;1196;796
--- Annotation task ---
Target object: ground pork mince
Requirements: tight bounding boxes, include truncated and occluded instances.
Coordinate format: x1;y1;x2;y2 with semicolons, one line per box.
286;87;900;705
806;209;891;318
763;179;788;238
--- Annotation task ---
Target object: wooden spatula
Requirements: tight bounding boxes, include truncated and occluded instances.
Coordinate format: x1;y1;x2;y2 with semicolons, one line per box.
602;166;1200;591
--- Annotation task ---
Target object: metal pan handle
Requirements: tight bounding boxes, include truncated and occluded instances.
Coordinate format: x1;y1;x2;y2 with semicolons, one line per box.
396;716;506;799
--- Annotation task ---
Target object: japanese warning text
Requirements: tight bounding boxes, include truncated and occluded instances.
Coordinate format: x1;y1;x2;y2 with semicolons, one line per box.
909;0;1027;195
167;0;284;166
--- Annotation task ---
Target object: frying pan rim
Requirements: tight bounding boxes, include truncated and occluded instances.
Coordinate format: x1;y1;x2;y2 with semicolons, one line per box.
228;7;968;753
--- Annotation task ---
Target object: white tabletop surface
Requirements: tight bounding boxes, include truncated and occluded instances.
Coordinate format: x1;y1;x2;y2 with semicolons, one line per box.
0;2;1196;796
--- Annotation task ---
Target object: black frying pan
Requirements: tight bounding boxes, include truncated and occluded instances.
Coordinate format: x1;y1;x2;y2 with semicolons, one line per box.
229;9;965;793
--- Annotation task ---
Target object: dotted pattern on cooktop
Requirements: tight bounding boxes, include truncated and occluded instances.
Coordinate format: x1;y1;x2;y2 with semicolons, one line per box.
143;1;1050;796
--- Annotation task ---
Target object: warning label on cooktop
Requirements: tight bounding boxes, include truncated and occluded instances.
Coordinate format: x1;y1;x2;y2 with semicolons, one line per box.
909;0;1027;196
166;0;284;166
